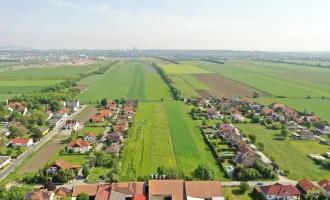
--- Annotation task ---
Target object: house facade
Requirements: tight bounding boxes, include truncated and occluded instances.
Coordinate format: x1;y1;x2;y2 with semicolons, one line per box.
12;138;33;148
46;158;81;174
67;140;90;152
316;126;330;134
68;100;80;111
260;183;301;200
65;120;79;131
84;132;97;143
123;106;134;114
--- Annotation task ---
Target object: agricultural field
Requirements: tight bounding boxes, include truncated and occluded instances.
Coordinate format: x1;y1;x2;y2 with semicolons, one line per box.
255;98;330;121
78;61;171;103
0;80;61;94
234;124;330;181
179;74;208;90
120;101;227;181
77;74;103;86
169;74;200;98
289;140;330;155
160;63;212;74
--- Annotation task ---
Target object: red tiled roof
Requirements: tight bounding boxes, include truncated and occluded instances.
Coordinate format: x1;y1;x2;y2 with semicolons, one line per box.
185;181;223;198
298;178;315;191
76;85;88;92
55;187;71;197
124;106;133;112
231;110;241;115
324;185;330;192
318;179;330;187
61;107;70;113
8;102;21;108
59;110;67;115
95;185;111;200
12;138;31;144
134;194;147;200
106;100;116;108
242;97;252;103
73;185;98;197
113;125;127;131
273;103;285;108
68;140;90;147
100;110;111;116
86;132;97;139
16;106;26;112
260;183;300;196
92;114;104;122
263;109;274;115
48;158;71;169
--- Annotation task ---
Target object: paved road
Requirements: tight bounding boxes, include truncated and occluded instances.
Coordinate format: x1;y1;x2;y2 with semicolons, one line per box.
0;105;87;182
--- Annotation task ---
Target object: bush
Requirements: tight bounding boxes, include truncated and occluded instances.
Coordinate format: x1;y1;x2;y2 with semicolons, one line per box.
239;182;250;193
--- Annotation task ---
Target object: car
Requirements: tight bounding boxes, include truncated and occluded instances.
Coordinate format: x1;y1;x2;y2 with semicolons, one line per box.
257;182;263;186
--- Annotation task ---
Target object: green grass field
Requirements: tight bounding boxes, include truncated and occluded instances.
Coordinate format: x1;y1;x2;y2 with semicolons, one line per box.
78;127;106;137
169;74;200;98
77;74;103;86
234;124;330;181
160;63;212;74
222;187;254;200
289;140;330;155
255;98;330;121
88;166;111;180
0;80;62;94
179;74;208;90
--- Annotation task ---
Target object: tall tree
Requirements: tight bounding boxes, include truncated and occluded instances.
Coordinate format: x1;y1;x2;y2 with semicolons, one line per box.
194;163;215;180
101;98;107;107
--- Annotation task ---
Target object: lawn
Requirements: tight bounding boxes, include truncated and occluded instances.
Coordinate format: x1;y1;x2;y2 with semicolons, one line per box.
160;63;212;74
0;93;19;101
222;187;254;200
78;127;106;137
88;166;111;180
234;123;330;181
255;97;330;121
170;74;200;98
179;74;209;90
289;140;330;155
77;74;103;86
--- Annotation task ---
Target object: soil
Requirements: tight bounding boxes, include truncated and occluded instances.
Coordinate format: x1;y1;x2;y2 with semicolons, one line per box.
75;106;98;123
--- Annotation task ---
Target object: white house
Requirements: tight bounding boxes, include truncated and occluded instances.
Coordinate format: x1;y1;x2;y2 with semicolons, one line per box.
84;132;97;143
249;103;261;110
316;126;330;134
11;138;33;148
67;140;90;152
68;100;80;111
231;110;244;121
318;179;330;199
0;156;11;168
260;183;301;200
65;120;79;131
230;96;240;102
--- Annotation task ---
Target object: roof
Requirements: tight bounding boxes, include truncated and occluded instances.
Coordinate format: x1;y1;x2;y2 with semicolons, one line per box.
100;110;111;116
95;184;111;200
324;185;330;192
48;158;71;169
24;190;53;200
242;97;252;103
92;114;104;121
68;140;90;147
76;85;88;92
260;183;300;196
73;185;98;197
298;178;316;191
16;106;26;112
116;119;127;125
113;125;127;131
134;194;147;200
185;181;223;198
86;132;97;139
318;179;330;190
124;106;133;112
112;182;145;195
284;108;296;113
46;110;53;115
107;100;117;108
273;103;285;108
231;110;241;115
55;187;71;197
66;120;77;125
8;102;21;108
58;110;67;115
105;143;120;153
149;180;184;200
263;109;274;115
12;138;31;144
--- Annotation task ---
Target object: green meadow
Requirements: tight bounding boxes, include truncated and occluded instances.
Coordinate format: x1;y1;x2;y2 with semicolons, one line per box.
160;63;212;74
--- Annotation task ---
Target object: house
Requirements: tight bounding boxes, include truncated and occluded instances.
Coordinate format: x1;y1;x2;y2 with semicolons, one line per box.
226;106;236;113
92;114;104;123
318;179;330;199
116;119;128;126
259;183;301;200
262;108;274;116
100;110;111;118
16;106;27;115
67;140;90;152
84;132;97;143
68;100;79;111
123;106;134;114
95;184;111;200
197;99;208;108
46;111;53;120
106;100;117;110
185;181;224;200
8;101;21;108
272;103;285;111
126;99;139;106
53;110;68;119
24;190;54;200
48;119;61;127
296;130;315;140
113;125;128;132
230;96;240;102
54;187;71;200
60;107;70;113
109;182;146;200
272;113;284;121
316;125;330;135
242;97;253;104
65;120;79;131
207;108;222;119
306;116;320;123
123;113;133;121
231;110;244;121
109;132;124;143
249;103;261;110
12;138;33;148
229;134;242;147
284;108;298;119
72;185;98;199
46;158;81;174
105;143;121;155
59;101;66;107
219;124;238;139
0;156;11;168
297;178;321;198
285;121;297;131
232;150;260;168
149;180;184;200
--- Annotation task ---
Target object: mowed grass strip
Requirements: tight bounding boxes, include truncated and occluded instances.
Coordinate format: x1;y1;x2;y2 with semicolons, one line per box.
126;62;145;100
170;74;200;98
179;74;209;90
144;74;172;101
234;123;330;181
160;63;212;74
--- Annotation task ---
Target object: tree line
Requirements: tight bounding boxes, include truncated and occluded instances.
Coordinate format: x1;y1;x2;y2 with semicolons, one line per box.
252;58;330;69
152;56;180;64
201;59;225;64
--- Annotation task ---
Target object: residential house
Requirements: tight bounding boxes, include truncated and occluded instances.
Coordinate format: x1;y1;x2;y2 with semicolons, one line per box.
100;110;111;118
242;97;253;104
105;143;121;155
65;120;79;131
207;108;222;119
72;185;98;199
106;100;117;110
0;156;11;168
318;179;330;199
272;103;285;111
12;138;33;148
95;184;111;200
46;111;53;120
123;106;134;114
123;113;133;121
297;178;321;198
230;96;240;102
68;100;79;111
109;182;146;200
0;127;10;137
149;180;184;200
60;101;66;107
16;106;27;115
48;119;61;127
185;181;224;200
231;110;244;121
197;99;208;108
46;158;81;174
54;187;71;200
113;125;128;132
232;145;260;167
109;132;124;143
84;132;97;143
262;108;274;116
226;106;236;113
67;140;90;152
259;183;301;200
306;116;320;123
92;114;104;123
316;126;330;135
8;102;21;112
249;103;261;110
285;121;297;131
60;107;70;113
272;113;285;121
116;119;128;126
284;108;298;119
126;99;139;106
229;134;242;147
219;124;238;139
296;130;315;140
24;190;54;200
52;110;68;119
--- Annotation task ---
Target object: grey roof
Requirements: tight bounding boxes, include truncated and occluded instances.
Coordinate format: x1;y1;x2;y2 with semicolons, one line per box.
109;190;126;200
297;130;314;139
233;152;259;167
105;143;120;153
0;156;10;165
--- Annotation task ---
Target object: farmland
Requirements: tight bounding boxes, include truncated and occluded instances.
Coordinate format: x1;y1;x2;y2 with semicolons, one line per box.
234;124;330;181
289;140;330;155
169;74;200;98
160;63;212;74
120;101;227;181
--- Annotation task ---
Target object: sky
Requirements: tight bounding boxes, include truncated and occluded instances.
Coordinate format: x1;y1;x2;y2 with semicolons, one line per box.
1;0;330;51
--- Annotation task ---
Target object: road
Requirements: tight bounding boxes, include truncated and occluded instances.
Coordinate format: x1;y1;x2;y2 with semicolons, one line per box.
0;105;87;182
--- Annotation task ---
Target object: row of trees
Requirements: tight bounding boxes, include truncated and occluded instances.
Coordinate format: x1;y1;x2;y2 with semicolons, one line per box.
252;58;330;68
201;59;225;64
152;56;180;64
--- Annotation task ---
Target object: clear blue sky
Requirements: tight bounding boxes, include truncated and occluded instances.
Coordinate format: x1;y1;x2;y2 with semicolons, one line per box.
1;0;330;51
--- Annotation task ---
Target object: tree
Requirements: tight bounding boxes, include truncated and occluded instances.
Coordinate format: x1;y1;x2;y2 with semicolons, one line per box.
248;133;256;143
82;164;90;178
9;125;23;138
257;142;264;151
223;116;231;124
191;107;198;114
77;193;89;200
7;186;34;200
49;100;61;112
5;148;14;156
305;121;312;129
239;182;250;193
253;92;259;98
307;95;311;99
281;128;289;139
0;186;7;199
101;98;107;107
202;120;208;126
270;155;277;163
194;163;215;180
34;128;43;139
